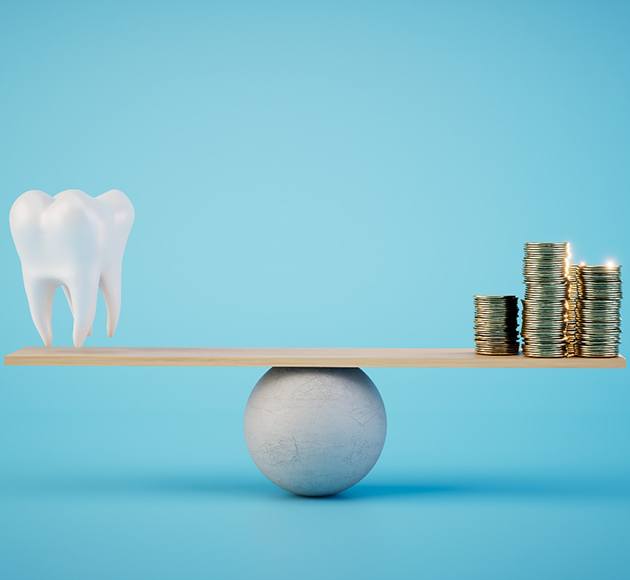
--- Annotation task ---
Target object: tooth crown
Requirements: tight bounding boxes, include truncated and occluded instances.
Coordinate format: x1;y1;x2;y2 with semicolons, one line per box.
9;189;135;347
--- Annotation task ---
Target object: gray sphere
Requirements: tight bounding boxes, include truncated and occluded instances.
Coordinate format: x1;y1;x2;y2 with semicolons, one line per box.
244;367;386;496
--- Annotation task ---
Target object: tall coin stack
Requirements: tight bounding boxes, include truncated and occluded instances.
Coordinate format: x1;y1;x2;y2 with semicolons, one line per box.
565;264;582;357
521;242;569;357
579;264;622;357
474;295;519;355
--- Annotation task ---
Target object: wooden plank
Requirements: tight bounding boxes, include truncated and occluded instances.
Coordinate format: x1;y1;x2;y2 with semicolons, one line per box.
3;347;626;368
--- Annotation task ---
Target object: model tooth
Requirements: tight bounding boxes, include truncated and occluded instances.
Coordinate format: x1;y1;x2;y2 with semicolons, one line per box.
10;188;134;347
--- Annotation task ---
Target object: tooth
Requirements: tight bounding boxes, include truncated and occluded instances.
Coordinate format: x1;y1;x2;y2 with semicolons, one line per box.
10;189;134;347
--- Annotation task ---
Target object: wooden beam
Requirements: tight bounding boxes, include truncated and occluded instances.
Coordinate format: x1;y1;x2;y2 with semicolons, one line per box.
4;347;626;368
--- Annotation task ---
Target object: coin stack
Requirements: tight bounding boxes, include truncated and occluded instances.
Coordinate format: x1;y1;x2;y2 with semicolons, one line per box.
565;264;582;357
579;264;622;357
521;242;569;357
474;295;519;355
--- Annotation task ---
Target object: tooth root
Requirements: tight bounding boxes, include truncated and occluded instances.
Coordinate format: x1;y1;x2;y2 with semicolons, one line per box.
67;275;99;347
62;285;92;336
23;275;56;347
100;267;121;337
62;284;72;309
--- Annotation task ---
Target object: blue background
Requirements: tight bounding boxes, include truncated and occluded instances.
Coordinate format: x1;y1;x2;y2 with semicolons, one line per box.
1;1;629;578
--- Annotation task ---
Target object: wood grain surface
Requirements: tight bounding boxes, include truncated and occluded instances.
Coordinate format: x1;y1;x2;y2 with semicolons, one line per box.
4;347;626;368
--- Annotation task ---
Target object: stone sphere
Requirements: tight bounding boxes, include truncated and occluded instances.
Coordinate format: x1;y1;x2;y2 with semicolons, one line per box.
244;367;386;496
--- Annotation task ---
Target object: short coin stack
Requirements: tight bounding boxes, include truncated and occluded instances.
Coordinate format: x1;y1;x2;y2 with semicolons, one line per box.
579;265;622;357
521;242;569;357
565;264;582;357
474;295;519;355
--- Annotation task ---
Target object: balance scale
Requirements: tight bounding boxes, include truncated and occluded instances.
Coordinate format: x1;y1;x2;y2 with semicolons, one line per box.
5;347;626;496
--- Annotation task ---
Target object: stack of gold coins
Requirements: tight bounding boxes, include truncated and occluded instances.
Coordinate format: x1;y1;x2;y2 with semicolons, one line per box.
521;242;569;357
565;264;582;357
474;295;519;355
579;264;622;357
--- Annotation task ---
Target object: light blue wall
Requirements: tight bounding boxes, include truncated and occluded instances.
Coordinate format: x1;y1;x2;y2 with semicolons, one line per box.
1;2;629;579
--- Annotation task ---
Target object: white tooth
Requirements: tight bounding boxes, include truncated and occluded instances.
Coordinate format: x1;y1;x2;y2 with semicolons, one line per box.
10;189;134;347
